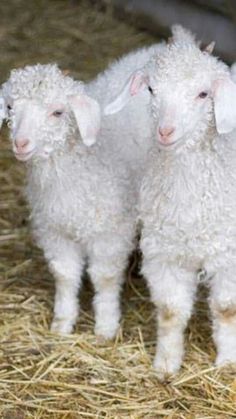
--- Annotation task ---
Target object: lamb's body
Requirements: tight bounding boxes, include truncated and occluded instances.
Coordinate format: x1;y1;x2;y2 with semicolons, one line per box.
29;145;134;247
27;138;135;337
141;133;236;274
140;129;236;378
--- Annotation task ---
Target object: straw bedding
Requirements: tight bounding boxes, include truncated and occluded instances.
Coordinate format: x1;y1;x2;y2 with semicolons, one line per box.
0;0;236;417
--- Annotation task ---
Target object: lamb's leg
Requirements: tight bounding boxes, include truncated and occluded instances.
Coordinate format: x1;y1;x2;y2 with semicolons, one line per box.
143;262;197;380
45;238;84;334
88;234;132;340
209;266;236;366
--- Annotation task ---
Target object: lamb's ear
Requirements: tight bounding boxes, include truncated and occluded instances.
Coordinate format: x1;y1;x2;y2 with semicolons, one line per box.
68;94;101;146
104;70;148;116
0;95;6;129
231;63;236;83
213;78;236;134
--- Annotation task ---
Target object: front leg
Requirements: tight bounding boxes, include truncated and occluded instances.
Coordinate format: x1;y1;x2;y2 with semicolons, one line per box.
209;266;236;366
88;233;133;340
142;261;197;380
43;236;85;334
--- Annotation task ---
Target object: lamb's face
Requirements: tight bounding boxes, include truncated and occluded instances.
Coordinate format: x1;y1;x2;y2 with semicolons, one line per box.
1;64;101;162
148;64;217;149
105;42;236;150
5;93;74;161
146;45;236;149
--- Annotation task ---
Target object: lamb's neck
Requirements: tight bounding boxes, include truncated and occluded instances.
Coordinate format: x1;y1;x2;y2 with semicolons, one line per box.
26;142;90;190
158;128;217;163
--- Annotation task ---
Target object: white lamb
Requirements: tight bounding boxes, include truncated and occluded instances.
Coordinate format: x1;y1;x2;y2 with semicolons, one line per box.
0;41;165;337
106;26;236;378
1;64;136;338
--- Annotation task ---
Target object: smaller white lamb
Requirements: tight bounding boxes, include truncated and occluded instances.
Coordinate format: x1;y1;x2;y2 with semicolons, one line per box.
1;64;137;338
105;26;236;379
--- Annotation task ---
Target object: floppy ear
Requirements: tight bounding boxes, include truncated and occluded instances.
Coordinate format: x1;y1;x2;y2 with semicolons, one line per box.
213;77;236;134
0;95;6;129
68;94;101;146
104;70;148;115
231;63;236;83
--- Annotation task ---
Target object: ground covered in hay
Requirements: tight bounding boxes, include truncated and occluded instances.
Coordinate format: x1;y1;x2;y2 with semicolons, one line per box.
0;0;236;417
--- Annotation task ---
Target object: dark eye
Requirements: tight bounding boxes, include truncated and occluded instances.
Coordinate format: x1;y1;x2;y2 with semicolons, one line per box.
148;86;154;95
7;104;12;110
52;110;64;117
198;91;208;99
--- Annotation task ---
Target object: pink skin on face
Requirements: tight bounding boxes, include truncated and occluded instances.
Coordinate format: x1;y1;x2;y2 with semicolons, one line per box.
158;126;176;145
156;106;177;146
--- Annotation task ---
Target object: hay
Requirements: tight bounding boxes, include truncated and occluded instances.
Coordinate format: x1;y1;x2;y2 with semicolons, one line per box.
0;0;236;417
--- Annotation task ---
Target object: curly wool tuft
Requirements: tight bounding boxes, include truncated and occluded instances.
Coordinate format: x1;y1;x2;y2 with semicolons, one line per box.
2;63;83;103
146;42;229;88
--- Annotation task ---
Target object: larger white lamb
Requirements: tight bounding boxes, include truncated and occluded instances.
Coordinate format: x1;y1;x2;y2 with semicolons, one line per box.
0;42;165;337
106;26;236;378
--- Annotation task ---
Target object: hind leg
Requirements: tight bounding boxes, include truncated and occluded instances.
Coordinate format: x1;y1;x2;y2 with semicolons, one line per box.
209;265;236;366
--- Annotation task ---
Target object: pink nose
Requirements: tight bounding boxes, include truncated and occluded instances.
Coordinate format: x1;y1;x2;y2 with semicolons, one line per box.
159;126;175;139
14;138;30;153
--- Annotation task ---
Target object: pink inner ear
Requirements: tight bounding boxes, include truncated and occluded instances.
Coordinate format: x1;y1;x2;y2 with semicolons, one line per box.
212;78;227;94
130;74;146;96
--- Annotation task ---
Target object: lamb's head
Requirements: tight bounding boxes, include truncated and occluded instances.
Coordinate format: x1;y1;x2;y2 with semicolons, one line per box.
105;26;236;151
1;64;101;161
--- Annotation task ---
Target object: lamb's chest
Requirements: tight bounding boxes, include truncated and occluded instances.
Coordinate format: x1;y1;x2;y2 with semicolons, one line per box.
27;160;108;237
143;149;236;265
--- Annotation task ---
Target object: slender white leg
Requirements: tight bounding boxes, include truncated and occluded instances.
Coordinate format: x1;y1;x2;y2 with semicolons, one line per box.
44;237;84;334
209;266;236;366
142;261;197;380
88;234;132;340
